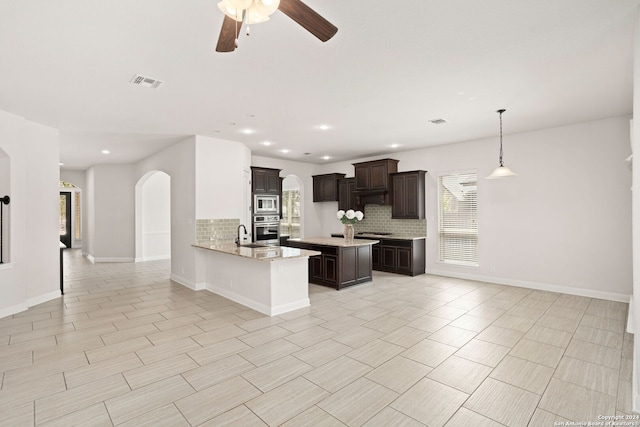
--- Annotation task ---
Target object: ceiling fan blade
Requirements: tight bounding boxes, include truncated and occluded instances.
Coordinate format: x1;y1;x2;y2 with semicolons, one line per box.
216;15;243;53
278;0;338;42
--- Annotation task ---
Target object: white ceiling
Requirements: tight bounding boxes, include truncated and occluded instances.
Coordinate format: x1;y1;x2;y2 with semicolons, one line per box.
0;0;637;170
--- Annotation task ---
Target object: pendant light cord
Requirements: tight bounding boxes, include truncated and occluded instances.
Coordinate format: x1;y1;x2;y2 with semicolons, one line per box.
497;109;505;167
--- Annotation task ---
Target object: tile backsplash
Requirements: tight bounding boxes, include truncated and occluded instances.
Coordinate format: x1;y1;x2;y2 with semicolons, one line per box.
353;205;426;236
195;218;240;243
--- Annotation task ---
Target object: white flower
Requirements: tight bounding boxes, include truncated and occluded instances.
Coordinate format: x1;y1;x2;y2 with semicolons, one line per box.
355;211;364;221
336;210;345;220
345;209;356;219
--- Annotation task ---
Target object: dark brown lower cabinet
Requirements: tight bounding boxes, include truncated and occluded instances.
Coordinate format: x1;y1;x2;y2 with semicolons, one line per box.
285;241;374;290
371;238;425;276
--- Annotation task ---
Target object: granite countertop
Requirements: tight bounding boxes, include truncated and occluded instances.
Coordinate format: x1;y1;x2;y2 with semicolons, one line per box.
288;237;380;247
331;232;426;241
193;242;320;261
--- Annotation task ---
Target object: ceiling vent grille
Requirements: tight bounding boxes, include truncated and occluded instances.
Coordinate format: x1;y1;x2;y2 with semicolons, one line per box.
429;118;448;125
130;74;164;89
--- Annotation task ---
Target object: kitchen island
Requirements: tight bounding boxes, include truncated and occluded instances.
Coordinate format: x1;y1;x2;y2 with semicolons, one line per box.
285;237;379;290
193;242;320;316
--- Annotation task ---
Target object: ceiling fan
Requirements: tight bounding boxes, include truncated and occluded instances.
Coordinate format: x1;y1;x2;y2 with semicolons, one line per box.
215;0;338;52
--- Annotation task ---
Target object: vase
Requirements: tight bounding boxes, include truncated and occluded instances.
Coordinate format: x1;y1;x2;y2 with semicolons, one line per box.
344;224;355;242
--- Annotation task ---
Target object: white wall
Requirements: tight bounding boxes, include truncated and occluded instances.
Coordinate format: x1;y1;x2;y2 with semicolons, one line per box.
0;109;60;318
86;164;135;262
258;116;632;301
139;171;170;261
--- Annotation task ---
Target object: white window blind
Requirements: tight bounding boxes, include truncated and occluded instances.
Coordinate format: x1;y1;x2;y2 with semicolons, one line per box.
438;172;478;266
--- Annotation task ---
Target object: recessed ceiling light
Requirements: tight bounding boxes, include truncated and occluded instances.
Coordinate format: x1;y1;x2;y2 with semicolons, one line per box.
59;162;64;166
280;149;290;154
262;141;272;146
321;155;331;160
390;143;400;148
101;150;110;154
240;128;255;135
317;124;331;131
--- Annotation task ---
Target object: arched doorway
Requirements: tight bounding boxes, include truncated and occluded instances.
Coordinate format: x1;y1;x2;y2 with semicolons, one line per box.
135;171;171;262
281;175;303;239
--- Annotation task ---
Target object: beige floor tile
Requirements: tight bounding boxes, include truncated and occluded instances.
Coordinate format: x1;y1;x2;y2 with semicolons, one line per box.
105;375;194;424
363;314;409;333
429;305;468;321
38;402;112;427
427;355;492;394
390;305;430;321
565;338;622;369
391;328;447;361
294;339;352;367
332;326;384;348
428;325;477;347
489;355;553;395
35;374;131;425
118;403;190;427
304;355;372;393
176;376;261;425
0;401;34;426
391;377;468;427
236;315;284;332
380;326;430;348
509;339;564;368
455;339;511;367
319;377;399;426
476;325;524;347
135;336;202;364
524;324;572;348
0;373;66;410
200;405;267;427
187;337;250;365
182;354;255;390
280;405;345;427
124;353;199;389
553;294;591;311
100;323;160;345
366;356;432;393
346;339;405;367
0;349;35;374
238;325;291;347
444;407;505;427
284;325;337;348
85;336;154;363
535;313;580;333
554;356;618;396
191;324;249;346
3;351;88;388
278;315;325;333
538;378;616;421
145;324;204;346
491;314;536;333
573;325;624;349
527;408;570;427
247;377;330;426
65;352;143;389
406;314;450;333
449;314;495;332
362;406;426;427
464;378;540;427
243;355;313;392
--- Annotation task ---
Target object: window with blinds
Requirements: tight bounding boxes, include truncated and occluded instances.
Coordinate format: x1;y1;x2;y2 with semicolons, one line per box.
438;171;478;266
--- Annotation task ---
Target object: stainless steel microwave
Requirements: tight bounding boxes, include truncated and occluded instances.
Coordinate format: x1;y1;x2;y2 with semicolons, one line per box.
254;195;279;214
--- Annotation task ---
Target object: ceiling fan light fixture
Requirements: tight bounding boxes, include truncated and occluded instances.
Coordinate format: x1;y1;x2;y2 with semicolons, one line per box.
254;0;280;16
245;7;270;25
218;1;243;21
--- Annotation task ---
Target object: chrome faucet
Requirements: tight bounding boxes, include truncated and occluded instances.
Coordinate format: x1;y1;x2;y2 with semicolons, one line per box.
236;224;248;246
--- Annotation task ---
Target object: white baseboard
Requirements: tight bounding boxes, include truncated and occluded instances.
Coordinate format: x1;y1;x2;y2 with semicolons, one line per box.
89;257;135;263
0;302;29;319
0;290;61;320
427;269;630;303
205;283;310;316
169;273;206;291
135;255;170;263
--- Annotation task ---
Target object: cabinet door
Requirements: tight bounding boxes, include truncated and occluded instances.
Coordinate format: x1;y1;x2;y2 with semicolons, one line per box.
310;256;323;281
323;255;338;284
382;246;396;269
391;175;406;217
369;163;388;190
266;171;280;193
372;244;381;269
396;247;412;273
252;169;267;193
404;174;420;218
354;165;370;190
322;177;337;201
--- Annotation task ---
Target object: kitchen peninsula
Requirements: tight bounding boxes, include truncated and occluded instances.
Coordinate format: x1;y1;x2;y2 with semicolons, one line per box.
193;242;320;316
285;237;379;290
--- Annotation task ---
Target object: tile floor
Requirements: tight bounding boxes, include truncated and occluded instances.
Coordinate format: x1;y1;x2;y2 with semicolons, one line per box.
0;249;634;426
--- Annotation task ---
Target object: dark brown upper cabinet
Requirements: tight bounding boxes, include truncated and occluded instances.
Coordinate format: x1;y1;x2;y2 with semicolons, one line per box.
353;159;398;191
391;170;426;219
337;177;357;211
312;173;346;202
251;167;281;194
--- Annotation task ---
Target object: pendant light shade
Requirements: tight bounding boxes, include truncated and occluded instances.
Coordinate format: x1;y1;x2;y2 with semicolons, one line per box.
486;109;517;179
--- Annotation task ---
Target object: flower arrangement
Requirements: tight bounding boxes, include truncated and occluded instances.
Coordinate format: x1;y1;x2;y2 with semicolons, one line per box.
337;209;364;224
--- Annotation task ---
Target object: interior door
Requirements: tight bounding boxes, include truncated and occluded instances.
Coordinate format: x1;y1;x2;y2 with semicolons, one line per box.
60;192;71;248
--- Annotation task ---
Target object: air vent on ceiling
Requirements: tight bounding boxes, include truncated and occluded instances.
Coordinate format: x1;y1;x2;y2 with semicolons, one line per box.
429;118;448;125
130;74;164;89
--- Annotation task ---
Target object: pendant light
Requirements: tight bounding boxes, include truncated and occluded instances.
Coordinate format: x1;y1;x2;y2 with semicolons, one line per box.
486;109;517;179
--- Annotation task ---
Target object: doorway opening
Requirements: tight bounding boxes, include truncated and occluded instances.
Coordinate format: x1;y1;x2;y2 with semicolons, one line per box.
59;181;81;249
135;170;171;262
281;175;303;239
